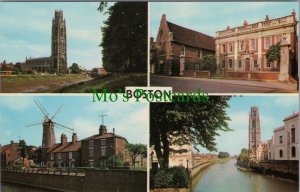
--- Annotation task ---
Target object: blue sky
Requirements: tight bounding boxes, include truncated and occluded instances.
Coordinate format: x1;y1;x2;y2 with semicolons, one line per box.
150;2;299;38
0;96;148;147
0;2;109;70
197;95;299;156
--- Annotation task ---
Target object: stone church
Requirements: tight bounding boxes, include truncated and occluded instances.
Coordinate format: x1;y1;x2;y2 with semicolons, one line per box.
24;10;67;73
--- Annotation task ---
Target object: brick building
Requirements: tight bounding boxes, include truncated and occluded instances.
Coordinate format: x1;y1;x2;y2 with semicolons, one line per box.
46;133;81;168
81;124;129;168
1;141;20;168
216;10;298;81
155;14;215;76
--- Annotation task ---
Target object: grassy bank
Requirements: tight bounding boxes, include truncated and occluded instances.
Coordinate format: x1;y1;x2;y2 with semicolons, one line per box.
1;74;88;83
55;73;147;93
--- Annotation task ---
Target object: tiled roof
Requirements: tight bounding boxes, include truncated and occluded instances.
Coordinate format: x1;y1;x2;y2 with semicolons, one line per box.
167;21;215;51
47;141;81;153
1;143;19;153
82;132;127;142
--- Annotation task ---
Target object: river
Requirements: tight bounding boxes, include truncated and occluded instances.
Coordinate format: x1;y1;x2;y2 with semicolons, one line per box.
193;159;298;192
1;182;58;192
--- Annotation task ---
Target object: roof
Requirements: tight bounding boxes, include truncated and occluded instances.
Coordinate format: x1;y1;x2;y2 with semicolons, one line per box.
82;132;128;142
274;126;285;132
47;141;81;153
166;21;215;51
26;57;51;61
1;143;19;153
283;112;299;122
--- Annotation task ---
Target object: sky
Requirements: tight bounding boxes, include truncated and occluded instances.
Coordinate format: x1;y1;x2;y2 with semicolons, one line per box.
0;2;109;70
0;96;148;147
150;2;299;38
198;95;299;156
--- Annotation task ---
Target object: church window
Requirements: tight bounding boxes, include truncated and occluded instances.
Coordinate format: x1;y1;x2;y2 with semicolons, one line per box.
291;146;296;157
239;60;242;68
291;127;295;143
279;136;283;144
180;46;185;56
279;150;283;158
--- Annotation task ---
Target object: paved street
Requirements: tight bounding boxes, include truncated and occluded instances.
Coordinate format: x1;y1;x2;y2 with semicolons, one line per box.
150;75;298;93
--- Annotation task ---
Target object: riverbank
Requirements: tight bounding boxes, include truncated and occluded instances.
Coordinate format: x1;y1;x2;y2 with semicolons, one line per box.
191;158;231;187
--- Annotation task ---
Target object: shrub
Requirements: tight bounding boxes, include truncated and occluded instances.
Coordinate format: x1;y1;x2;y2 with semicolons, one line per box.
153;166;189;189
154;169;173;188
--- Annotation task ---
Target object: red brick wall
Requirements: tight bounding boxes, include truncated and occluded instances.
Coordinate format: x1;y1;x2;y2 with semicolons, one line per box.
227;71;279;80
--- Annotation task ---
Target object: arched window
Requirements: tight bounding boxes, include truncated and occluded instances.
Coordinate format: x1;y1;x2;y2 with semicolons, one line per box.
269;152;271;159
291;146;296;157
279;150;283;158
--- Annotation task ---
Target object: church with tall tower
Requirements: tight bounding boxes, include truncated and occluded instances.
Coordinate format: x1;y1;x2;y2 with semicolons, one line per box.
24;10;67;73
248;106;261;161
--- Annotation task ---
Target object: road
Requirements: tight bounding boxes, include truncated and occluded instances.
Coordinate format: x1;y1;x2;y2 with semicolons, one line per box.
150;75;297;93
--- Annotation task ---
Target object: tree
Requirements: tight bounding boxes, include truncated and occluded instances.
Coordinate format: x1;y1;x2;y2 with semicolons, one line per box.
13;62;23;74
202;55;217;73
150;96;231;169
108;154;124;167
18;140;28;167
238;148;249;163
218;151;230;158
99;2;147;73
266;43;280;66
125;143;147;168
69;63;82;74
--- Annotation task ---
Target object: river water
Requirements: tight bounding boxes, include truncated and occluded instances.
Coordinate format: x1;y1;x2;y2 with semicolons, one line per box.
1;182;58;192
193;159;298;192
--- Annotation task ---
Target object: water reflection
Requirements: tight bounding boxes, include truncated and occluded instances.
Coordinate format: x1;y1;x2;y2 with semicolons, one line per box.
193;159;298;192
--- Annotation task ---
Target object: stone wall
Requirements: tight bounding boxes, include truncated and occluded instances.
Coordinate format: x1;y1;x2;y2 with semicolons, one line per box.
1;169;146;192
226;71;279;80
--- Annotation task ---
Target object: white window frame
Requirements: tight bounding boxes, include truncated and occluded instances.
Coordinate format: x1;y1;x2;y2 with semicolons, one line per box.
264;36;272;49
221;44;226;53
69;152;72;159
250;39;256;50
180;46;185;56
228;43;233;53
100;139;106;146
100;147;106;157
57;153;61;160
89;149;94;157
89;140;94;147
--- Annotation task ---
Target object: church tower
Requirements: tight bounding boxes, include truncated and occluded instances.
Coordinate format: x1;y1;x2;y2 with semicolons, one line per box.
248;106;261;161
51;10;67;73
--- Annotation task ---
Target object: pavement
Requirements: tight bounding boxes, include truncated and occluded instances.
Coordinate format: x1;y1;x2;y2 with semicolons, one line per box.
150;75;298;93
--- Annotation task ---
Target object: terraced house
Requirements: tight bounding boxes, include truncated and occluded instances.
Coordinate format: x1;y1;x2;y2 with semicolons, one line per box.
215;10;298;81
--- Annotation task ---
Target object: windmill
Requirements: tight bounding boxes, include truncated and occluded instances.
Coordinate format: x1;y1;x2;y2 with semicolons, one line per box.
27;99;74;149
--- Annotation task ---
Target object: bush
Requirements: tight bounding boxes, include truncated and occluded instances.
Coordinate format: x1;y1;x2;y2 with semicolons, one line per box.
154;169;173;188
153;166;189;189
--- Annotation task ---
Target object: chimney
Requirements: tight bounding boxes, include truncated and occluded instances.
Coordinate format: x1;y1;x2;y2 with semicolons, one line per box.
72;133;77;143
99;125;107;136
61;133;67;144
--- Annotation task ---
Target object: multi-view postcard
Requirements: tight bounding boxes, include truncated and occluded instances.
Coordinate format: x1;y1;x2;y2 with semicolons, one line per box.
0;1;299;192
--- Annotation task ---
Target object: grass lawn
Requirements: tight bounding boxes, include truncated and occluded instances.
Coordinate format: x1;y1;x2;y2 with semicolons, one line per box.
0;74;91;93
55;73;147;93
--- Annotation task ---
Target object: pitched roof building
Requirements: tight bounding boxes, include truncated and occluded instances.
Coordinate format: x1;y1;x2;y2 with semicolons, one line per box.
81;124;129;168
155;14;215;76
1;141;20;168
46;133;81;168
